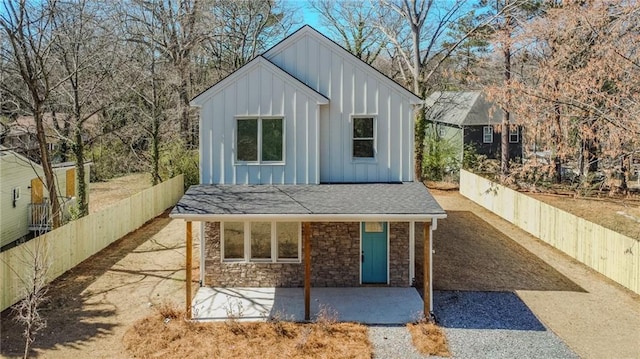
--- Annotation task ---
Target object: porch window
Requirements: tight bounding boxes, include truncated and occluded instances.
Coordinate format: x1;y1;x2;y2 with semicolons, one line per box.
221;221;300;262
483;126;493;143
352;116;375;159
250;222;271;260
236;117;284;163
509;126;519;143
276;222;299;260
222;222;244;260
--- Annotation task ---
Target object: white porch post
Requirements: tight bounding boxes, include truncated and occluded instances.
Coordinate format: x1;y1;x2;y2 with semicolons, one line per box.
186;221;193;318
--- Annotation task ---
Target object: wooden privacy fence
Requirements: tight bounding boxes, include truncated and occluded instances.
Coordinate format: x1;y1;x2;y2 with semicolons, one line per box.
1;175;184;311
460;169;639;294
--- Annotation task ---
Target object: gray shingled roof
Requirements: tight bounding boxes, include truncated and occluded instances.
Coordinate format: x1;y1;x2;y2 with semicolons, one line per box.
424;91;507;126
170;182;445;220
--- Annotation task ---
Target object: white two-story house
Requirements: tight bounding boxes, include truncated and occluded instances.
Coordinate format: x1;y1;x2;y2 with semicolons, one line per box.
171;26;446;321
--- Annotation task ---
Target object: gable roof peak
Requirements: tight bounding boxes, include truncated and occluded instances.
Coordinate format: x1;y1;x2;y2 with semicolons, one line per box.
263;24;422;104
190;55;328;107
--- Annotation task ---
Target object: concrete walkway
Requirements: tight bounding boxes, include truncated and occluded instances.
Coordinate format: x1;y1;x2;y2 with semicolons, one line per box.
434;191;640;359
192;287;424;324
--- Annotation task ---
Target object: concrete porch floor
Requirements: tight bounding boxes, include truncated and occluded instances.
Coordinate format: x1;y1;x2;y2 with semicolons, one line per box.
191;287;424;324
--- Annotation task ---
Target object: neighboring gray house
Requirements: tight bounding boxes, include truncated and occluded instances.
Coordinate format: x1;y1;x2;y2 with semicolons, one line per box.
425;91;523;162
170;26;446;320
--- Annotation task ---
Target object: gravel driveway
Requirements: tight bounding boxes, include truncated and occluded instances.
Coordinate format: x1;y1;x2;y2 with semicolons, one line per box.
434;291;577;359
368;290;577;359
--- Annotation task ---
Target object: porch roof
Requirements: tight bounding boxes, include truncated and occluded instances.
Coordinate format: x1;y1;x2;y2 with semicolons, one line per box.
170;182;446;221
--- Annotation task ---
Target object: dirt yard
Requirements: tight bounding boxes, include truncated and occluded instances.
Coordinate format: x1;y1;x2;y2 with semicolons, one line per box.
1;189;638;358
89;173;153;213
0;212;198;358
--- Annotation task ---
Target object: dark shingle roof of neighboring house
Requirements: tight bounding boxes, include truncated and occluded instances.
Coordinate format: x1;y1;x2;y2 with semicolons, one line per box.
171;182;445;220
424;91;508;127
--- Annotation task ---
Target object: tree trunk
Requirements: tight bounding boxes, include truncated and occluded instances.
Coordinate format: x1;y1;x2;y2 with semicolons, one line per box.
179;61;191;147
415;107;426;181
150;54;162;185
501;0;512;177
553;100;563;183
411;24;425;181
34;110;61;228
73;128;88;217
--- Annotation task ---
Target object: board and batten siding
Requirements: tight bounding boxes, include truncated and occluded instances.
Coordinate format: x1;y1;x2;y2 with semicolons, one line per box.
196;57;327;185
264;29;419;183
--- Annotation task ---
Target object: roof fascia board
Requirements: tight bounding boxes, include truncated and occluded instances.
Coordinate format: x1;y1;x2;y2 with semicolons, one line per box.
190;56;329;107
169;213;447;222
263;26;423;105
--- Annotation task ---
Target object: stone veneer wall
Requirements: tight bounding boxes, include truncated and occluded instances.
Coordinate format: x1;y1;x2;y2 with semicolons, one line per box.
389;222;410;286
203;221;413;287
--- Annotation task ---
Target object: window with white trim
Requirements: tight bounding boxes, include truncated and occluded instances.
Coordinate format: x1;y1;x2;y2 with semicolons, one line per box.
437;124;446;138
221;221;301;262
352;116;376;159
483;126;493;143
509;126;519;143
236;117;284;163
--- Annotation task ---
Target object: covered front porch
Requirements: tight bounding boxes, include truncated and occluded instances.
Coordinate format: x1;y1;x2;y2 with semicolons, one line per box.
191;287;424;324
171;182;446;321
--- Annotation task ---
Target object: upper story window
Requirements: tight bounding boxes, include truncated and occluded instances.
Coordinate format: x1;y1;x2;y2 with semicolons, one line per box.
509;126;519;143
352;116;376;159
236;117;284;163
483;126;493;143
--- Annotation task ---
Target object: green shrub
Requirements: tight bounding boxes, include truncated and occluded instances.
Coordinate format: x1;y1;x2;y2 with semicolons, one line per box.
422;127;460;181
159;140;199;190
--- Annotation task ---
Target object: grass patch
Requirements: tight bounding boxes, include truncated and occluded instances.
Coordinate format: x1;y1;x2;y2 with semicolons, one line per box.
123;306;372;359
407;321;450;357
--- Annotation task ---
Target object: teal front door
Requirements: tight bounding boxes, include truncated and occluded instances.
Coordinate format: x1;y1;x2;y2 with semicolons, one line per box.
361;222;388;284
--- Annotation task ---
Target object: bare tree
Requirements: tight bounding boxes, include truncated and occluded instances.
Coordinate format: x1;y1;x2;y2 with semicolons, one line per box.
374;0;513;180
484;0;543;177
50;0;133;216
125;0;211;148
0;0;63;227
9;236;51;359
311;0;386;64
200;0;294;80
